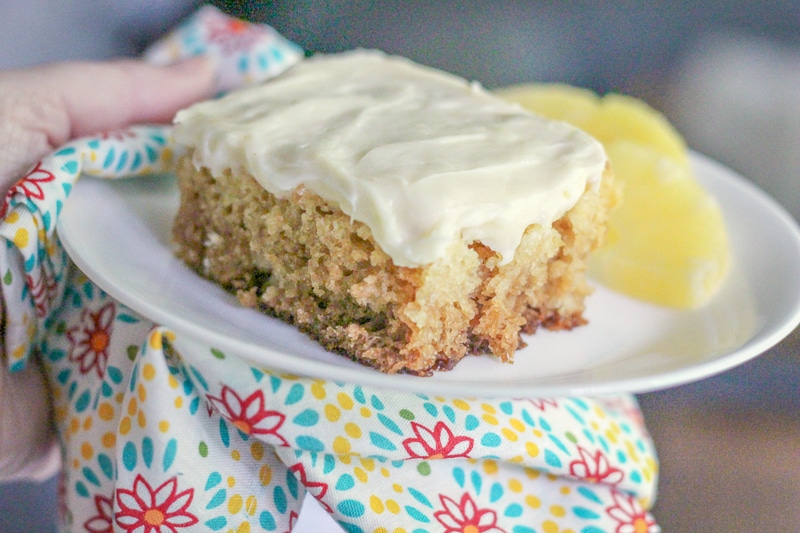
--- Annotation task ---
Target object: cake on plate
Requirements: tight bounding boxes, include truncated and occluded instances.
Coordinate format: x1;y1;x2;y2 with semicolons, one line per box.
171;50;617;375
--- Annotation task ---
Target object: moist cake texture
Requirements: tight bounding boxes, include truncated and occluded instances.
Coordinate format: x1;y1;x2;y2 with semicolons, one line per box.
172;50;617;375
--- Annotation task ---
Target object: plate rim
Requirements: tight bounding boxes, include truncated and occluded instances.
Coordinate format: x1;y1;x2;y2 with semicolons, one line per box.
56;151;800;397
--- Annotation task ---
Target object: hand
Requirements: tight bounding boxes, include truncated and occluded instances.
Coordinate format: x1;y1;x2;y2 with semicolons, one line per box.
0;56;216;195
0;57;216;482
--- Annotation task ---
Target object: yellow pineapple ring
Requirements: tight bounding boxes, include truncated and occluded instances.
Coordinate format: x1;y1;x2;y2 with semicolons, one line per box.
495;83;729;308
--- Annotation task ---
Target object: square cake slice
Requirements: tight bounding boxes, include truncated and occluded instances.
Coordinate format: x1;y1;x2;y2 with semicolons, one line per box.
171;50;618;375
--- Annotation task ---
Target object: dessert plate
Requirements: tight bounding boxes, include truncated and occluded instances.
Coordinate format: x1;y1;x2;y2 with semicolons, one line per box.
57;153;800;397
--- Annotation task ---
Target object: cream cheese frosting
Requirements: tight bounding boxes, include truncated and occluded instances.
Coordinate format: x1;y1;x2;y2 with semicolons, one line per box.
173;50;607;267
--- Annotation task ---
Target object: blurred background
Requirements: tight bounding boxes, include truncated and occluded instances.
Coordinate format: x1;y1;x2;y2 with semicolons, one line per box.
2;1;800;531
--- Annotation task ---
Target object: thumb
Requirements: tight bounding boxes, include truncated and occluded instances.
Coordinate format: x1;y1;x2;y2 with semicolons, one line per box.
60;56;218;138
0;57;217;191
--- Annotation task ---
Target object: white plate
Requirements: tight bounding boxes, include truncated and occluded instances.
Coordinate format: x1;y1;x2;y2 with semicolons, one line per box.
57;153;800;397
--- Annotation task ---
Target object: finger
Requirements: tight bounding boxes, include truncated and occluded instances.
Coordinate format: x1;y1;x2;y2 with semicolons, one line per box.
0;360;59;482
53;57;217;138
0;57;217;189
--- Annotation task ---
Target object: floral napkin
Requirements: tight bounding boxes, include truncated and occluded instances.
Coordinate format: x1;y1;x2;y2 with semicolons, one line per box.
0;6;660;532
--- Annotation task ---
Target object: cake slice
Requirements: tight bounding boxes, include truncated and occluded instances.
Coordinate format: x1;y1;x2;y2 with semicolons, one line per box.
171;50;617;375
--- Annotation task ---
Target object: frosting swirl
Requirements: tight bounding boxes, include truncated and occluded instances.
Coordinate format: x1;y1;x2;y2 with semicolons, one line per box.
173;50;606;267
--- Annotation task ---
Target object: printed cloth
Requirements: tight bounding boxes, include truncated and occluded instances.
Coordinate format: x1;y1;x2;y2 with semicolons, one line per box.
0;6;660;532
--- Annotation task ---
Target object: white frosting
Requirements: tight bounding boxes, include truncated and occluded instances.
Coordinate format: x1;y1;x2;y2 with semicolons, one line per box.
173;50;607;267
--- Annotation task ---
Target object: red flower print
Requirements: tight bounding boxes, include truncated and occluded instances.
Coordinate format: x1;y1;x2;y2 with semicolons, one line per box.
203;399;216;418
289;463;332;513
11;161;55;198
99;129;137;142
66;301;116;378
84;494;114;533
27;272;58;318
281;510;299;533
115;474;199;533
527;398;558;411
569;446;624;485
207;385;289;446
595;396;646;431
403;421;474;460
1;161;56;217
56;473;69;523
606;489;658;533
434;492;506;533
204;11;268;53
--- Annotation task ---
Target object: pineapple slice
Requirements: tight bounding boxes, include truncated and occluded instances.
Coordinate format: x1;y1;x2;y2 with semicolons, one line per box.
495;83;730;308
496;83;688;166
497;83;598;131
592;142;729;308
588;94;690;167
